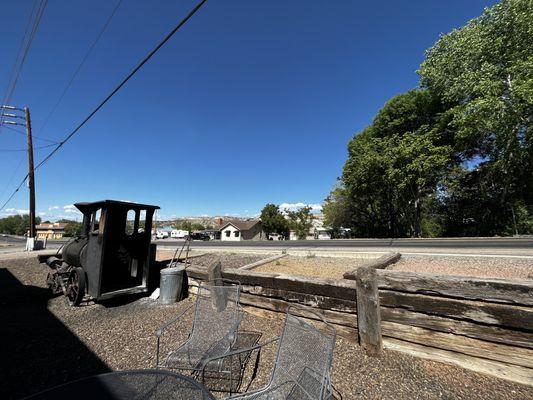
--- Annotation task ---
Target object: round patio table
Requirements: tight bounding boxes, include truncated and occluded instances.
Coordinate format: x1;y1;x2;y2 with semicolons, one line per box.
24;370;215;400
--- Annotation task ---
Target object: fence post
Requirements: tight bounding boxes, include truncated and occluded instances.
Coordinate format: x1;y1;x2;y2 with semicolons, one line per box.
207;259;227;310
355;266;383;356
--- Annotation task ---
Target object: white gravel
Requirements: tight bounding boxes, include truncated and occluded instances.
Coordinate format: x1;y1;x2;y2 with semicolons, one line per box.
388;255;533;280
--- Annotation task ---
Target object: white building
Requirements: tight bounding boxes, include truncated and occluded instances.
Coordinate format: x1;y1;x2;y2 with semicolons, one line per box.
219;220;264;241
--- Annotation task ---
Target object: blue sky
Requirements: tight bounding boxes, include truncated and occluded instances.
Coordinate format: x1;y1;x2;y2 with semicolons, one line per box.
0;0;498;220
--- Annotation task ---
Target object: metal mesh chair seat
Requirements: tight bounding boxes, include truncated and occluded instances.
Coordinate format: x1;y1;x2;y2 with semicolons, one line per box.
224;307;336;400
157;282;242;374
166;332;235;370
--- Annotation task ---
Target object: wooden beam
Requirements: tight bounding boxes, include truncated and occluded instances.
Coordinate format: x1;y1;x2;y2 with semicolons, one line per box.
380;290;533;331
241;303;358;342
186;265;359;301
239;254;287;270
240;285;357;313
238;292;356;329
356;266;382;356
377;270;533;306
344;252;401;279
207;259;226;310
381;307;533;349
383;338;533;386
382;321;533;368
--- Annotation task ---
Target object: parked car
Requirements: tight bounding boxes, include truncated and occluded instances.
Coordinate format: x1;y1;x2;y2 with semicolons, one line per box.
189;232;209;241
155;231;169;239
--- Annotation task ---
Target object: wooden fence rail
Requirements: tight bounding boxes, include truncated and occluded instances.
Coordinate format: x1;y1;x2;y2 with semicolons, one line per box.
183;263;533;385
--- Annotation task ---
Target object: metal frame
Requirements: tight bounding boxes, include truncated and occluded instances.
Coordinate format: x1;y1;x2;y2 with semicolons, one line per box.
155;280;245;391
204;305;336;400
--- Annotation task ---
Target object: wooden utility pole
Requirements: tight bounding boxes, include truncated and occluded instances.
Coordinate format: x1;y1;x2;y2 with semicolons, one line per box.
24;107;36;238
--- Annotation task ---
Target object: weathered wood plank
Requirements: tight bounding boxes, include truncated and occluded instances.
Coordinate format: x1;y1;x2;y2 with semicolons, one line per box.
224;268;358;300
382;321;533;368
240;285;357;313
380;290;533;330
381;307;533;349
207;259;226;310
344;252;401;279
356;266;382;356
238;292;356;329
239;254;287;270
383;337;533;386
377;270;533;306
241;304;358;342
192;267;358;300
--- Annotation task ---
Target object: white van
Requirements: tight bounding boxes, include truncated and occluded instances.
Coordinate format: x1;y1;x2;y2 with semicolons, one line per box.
171;229;189;239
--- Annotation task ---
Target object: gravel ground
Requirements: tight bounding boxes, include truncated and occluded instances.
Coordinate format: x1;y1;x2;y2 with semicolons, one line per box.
389;255;533;280
188;252;266;270
255;256;365;279
1;257;532;399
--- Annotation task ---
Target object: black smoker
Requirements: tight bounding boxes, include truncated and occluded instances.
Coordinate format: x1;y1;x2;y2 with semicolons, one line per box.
41;200;159;305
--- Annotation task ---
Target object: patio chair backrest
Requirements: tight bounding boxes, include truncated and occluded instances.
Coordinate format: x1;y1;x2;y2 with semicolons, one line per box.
269;307;336;399
191;282;241;351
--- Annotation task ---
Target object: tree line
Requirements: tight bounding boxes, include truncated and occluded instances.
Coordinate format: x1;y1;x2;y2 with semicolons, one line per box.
260;203;313;240
323;0;532;238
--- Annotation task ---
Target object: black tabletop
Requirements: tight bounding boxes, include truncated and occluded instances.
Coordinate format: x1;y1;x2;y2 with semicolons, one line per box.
24;370;215;400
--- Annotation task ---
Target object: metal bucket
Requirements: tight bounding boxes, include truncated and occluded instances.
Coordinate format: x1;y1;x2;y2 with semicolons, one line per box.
160;265;185;305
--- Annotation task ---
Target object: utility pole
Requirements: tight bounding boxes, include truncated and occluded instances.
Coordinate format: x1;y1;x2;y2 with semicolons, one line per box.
1;105;36;240
25;107;36;238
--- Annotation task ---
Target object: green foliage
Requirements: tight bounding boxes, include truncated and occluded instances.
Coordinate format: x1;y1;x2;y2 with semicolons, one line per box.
335;90;453;237
0;214;41;236
418;0;533;235
171;220;205;231
260;204;288;237
326;0;533;237
58;219;83;237
287;206;313;240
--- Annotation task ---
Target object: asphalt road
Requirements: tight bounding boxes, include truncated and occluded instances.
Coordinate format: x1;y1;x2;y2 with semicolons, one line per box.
155;237;533;249
2;235;532;256
2;234;532;248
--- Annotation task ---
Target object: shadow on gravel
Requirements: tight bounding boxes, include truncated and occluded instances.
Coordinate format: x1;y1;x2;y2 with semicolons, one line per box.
0;268;110;400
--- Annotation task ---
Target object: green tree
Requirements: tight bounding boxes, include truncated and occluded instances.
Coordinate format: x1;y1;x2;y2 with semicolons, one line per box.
335;90;453;237
419;0;533;234
190;223;205;231
0;214;41;236
287;206;313;240
59;219;83;237
323;183;351;230
260;204;288;238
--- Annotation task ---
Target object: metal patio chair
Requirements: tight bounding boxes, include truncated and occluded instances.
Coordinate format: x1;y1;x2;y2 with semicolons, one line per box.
155;281;243;384
203;305;337;400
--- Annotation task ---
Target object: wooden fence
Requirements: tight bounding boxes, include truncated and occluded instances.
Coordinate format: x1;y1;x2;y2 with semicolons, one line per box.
184;264;533;385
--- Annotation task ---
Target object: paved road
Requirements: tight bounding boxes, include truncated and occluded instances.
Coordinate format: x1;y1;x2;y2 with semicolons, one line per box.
155;237;533;249
2;235;532;256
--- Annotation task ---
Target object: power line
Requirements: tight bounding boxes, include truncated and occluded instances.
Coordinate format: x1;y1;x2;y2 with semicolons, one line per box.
0;0;208;211
0;143;55;152
3;124;59;143
0;0;47;135
0;158;24;201
37;0;123;136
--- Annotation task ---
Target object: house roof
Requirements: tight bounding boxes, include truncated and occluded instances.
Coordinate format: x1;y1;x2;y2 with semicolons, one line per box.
219;220;261;232
36;223;67;231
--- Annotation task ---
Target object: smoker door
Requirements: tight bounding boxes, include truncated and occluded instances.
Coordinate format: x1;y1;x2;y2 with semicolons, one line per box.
84;210;106;299
98;206;150;298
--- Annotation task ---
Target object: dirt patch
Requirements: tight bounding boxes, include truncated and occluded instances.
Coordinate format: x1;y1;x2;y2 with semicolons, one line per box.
388;255;533;280
1;257;531;399
254;255;366;279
